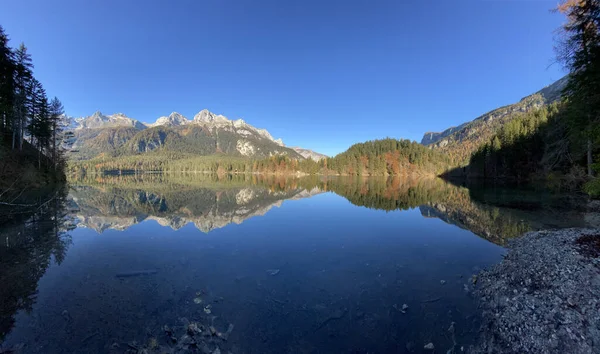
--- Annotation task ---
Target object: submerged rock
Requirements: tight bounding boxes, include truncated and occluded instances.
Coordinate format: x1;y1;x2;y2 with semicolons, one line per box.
424;342;435;350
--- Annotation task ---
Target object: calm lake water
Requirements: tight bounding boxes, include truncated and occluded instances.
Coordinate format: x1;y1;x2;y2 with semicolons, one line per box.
0;175;595;353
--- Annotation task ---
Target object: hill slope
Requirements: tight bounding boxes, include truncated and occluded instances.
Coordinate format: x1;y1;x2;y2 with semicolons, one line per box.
421;76;568;163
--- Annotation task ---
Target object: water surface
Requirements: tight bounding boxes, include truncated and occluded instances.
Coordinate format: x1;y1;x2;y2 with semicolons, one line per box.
0;175;594;353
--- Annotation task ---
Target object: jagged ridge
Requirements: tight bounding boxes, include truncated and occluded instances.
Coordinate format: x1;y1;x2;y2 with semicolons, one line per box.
69;109;325;160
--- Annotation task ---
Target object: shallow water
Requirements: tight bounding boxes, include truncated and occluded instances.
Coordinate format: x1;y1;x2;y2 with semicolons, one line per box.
0;175;593;353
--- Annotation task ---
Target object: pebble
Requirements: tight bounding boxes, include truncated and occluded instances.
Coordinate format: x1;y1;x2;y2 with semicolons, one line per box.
424;342;435;350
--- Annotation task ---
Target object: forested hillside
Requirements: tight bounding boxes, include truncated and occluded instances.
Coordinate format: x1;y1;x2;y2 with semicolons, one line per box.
444;0;600;196
0;25;69;191
461;103;567;182
422;76;567;164
69;138;451;177
324;138;450;176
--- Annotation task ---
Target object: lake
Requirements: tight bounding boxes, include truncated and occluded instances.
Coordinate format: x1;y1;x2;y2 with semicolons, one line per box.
0;175;594;353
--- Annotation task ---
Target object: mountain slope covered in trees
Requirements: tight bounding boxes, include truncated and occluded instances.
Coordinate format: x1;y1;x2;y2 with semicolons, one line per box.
422;76;568;164
443;0;600;196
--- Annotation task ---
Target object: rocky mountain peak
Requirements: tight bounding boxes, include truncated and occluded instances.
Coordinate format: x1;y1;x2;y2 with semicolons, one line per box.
75;111;146;130
152;112;189;127
193;109;229;124
193;109;214;122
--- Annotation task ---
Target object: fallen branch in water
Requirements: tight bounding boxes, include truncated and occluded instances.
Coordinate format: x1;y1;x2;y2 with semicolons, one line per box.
0;200;38;207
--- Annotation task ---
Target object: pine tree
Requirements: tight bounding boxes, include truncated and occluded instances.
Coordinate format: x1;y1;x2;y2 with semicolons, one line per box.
13;43;33;151
0;25;15;134
49;97;65;168
27;78;51;168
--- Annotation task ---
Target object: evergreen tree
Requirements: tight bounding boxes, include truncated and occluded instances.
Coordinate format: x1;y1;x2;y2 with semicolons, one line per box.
556;0;600;176
0;25;15;133
27;78;51;168
13;43;33;151
49;97;65;167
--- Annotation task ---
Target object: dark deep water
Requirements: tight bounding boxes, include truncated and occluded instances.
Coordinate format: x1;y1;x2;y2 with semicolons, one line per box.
0;175;595;353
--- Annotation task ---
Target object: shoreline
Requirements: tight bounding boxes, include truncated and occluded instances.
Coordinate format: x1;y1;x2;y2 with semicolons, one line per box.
472;228;600;353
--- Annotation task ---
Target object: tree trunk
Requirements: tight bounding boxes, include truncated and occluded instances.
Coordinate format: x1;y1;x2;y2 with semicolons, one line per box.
588;138;593;177
52;121;56;170
38;139;42;170
18;114;23;151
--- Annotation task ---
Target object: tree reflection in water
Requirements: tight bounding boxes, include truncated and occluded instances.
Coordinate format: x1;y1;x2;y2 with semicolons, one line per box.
0;186;73;341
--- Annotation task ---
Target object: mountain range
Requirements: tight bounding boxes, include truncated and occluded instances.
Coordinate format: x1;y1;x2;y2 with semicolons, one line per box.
70;109;326;161
421;76;568;163
69;76;568;168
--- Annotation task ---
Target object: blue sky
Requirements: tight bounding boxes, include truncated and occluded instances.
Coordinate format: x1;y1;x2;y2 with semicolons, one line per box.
1;0;565;156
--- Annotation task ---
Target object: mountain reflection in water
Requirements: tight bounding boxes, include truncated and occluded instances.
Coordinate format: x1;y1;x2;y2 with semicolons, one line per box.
0;174;594;353
69;174;591;245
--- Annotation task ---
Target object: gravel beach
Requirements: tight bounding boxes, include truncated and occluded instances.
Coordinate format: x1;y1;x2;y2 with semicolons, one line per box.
473;228;600;353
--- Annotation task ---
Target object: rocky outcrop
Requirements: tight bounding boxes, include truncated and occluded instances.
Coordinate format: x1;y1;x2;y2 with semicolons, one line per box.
292;147;328;161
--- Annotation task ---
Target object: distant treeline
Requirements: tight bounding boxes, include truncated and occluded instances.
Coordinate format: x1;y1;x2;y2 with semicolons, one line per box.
68;138;450;177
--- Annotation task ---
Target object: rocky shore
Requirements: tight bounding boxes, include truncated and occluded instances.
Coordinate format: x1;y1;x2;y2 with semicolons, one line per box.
473;228;600;353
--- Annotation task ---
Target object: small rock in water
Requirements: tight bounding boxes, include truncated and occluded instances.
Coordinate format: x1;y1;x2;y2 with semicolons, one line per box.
209;326;218;336
424;342;435;350
193;296;203;304
448;321;455;334
204;305;212;314
401;303;409;313
266;269;280;276
440;280;446;285
187;322;202;335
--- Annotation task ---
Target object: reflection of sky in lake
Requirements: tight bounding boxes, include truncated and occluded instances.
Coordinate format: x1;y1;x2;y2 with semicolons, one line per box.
2;191;506;353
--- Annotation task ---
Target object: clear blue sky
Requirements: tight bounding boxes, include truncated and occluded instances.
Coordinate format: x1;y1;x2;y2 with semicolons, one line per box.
1;0;565;156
